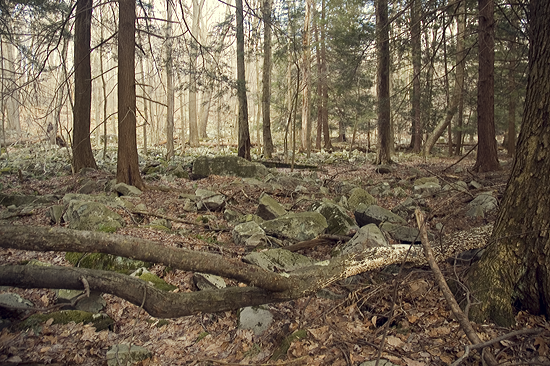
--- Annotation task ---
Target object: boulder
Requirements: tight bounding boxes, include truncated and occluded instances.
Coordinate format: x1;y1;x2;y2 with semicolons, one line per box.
311;200;357;235
466;193;498;218
0;193;59;207
114;183;142;197
239;306;273;336
414;176;439;186
334;224;389;256
256;193;287;220
56;290;106;313
63;200;125;232
347;187;376;211
244;248;315;272
413;182;441;196
232;221;266;246
192;155;269;179
195;189;225;211
380;222;422;243
355;204;407;227
260;212;328;242
194;273;227;290
130;268;177;292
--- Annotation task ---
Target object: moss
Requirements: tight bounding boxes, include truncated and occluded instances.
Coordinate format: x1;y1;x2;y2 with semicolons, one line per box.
196;331;209;342
97;223;118;233
65;252;150;274
20;310;114;331
138;272;177;292
270;329;308;361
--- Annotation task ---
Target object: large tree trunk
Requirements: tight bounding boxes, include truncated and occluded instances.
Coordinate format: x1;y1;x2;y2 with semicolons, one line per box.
410;0;422;153
188;0;203;147
301;0;312;156
454;0;466;156
261;0;274;158
236;0;251;160
466;0;550;326
375;0;391;164
472;0;499;172
320;0;331;151
72;0;97;173
116;0;144;189
4;41;20;134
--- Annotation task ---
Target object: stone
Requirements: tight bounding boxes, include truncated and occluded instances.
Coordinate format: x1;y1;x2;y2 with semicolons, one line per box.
256;193;287;220
171;165;189;179
106;344;152;366
78;179;100;194
469;180;483;190
113;183;142;197
375;165;393;174
49;205;65;225
334;224;389;256
244;248;315;272
63;200;125;232
130;268;177;292
311;200;357;235
232;221;266;246
360;360;398;366
414;176;439;186
223;209;241;222
355;204;407;227
239;306;273;335
466;194;498;218
0;193;59;207
149;218;172;230
380;222;422;244
260;212;328;242
442;180;469;193
195;189;225;211
194;273;227;290
21;310;114;331
56;290;106;313
347;187;376;212
413;182;441;196
0;293;33;316
192;155;269;179
65;252;149;273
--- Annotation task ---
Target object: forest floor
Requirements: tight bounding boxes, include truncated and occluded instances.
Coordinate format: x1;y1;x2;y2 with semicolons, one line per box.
0;144;549;366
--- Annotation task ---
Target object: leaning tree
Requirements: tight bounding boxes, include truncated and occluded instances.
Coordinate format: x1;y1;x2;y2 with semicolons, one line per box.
467;0;550;326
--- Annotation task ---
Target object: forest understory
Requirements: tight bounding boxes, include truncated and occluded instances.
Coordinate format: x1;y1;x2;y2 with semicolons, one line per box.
0;143;548;366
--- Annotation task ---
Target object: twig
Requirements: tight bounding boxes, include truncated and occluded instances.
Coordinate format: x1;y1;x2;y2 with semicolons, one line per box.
443;143;478;172
415;209;498;366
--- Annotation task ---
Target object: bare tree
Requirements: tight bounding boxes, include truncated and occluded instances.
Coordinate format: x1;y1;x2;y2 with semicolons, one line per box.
375;0;391;164
236;0;251;160
165;0;174;160
261;0;274;158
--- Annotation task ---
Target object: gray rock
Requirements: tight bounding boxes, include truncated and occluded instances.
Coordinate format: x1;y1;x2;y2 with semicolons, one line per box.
370;182;392;197
469;180;483;190
0;293;33;310
233;221;266;246
380;222;422;243
244;248;315;272
78;179;100;194
194;273;227;290
335;224;389;256
149;218;172;230
413;182;441;196
56;290;106;313
192;155;269;179
106;344;152;366
311;200;357;235
414;176;439;186
355;204;407;227
347;188;377;211
360;360;398;366
63;200;125;232
195;189;225;211
171;165;189;179
256;193;287;220
49;205;65;225
466;194;498;218
260;212;328;242
239;306;273;336
223;209;241;222
114;183;142;197
442;180;469;193
0;194;59;207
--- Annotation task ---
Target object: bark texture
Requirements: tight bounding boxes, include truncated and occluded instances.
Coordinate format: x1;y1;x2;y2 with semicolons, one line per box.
473;0;499;172
116;0;144;189
410;0;422;153
262;0;274;158
72;0;97;172
467;0;550;326
375;0;391;164
236;0;251;160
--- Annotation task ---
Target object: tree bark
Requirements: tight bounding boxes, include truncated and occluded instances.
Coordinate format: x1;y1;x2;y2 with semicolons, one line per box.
116;0;144;189
410;0;422;153
188;0;203;147
455;0;466;156
375;0;391;164
236;0;251;160
165;0;174;160
472;0;499;172
466;0;550;326
301;0;312;156
320;0;331;151
261;0;274;158
72;0;97;173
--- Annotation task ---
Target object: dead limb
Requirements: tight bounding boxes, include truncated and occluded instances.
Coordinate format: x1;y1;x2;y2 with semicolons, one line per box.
415;209;498;366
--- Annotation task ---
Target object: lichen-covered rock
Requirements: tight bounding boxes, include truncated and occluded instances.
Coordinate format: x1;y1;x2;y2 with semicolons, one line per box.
239;306;273;336
260;212;328;242
466;193;498;218
0;193;59;207
130;268;177;292
414;176;439;186
114;182;142;197
380;222;422;244
354;204;407;227
63;200;125;232
65;252;150;274
334;224;389;256
192;155;268;179
194;273;227;290
21;310;114;331
195;189;225;211
311;200;357;235
244;248;315;272
256;193;287;220
347;188;376;212
232;221;266;246
413;182;441;196
107;344;152;366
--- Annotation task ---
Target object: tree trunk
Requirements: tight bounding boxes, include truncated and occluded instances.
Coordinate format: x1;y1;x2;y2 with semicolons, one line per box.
4;41;20;134
375;0;391;164
165;0;174;160
467;0;550;326
116;0;144;189
188;0;203;147
262;0;274;158
473;0;499;172
301;0;312;156
506;18;517;158
320;0;331;151
410;0;422;153
236;0;251;160
72;0;97;173
455;0;466;156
